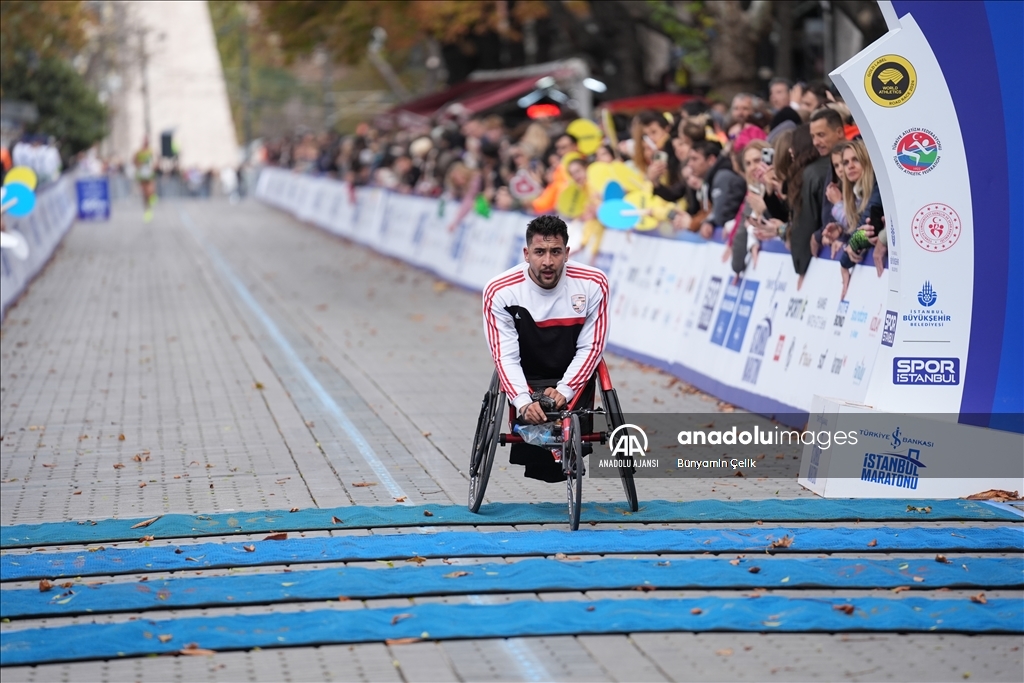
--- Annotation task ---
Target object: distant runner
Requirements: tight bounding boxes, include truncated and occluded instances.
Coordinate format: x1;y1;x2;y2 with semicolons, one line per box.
134;138;156;222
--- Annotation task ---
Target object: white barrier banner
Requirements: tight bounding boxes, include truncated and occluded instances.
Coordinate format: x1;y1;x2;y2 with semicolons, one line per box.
1;175;78;322
255;168;893;415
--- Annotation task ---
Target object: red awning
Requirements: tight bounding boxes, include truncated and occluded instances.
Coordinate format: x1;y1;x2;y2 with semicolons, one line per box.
599;93;698;115
386;73;556;120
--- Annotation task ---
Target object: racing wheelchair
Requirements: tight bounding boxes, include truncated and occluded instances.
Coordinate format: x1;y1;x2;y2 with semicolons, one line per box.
468;359;639;530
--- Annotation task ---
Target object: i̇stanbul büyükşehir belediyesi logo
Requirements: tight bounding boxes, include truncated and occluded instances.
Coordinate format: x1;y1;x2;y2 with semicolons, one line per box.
893;128;941;174
865;54;917;107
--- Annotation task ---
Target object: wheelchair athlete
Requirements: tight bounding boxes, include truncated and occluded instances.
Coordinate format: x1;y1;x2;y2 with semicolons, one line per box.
483;215;609;482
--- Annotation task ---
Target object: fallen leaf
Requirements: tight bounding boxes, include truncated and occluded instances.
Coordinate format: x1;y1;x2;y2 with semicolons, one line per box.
423;511;434;517
634;585;657;592
39;580;53;592
118;434;126;441
935;555;951;564
965;489;1021;502
906;505;932;514
131;516;161;529
833;604;855;615
442;559;454;565
88;546;105;552
770;535;794;549
729;559;741;566
716;648;733;656
243;545;255;552
158;634;173;643
305;420;315;428
138;482;147;488
253;382;265;390
351;482;377;487
586;605;595;612
422;431;431;437
406;556;427;565
180;647;216;656
443;571;470;578
970;592;987;604
289;507;299;513
748;567;761;574
385;637;422;646
139;535;154;542
867;539;878;547
391;613;414;625
395;496;407;503
690;608;703;615
264;533;288;541
913;576;925;582
734;470;744;477
73;490;82;495
331;516;343;524
754;520;764;526
892;586;910;593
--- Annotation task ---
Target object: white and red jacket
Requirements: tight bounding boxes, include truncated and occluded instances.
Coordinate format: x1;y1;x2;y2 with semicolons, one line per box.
483;261;609;413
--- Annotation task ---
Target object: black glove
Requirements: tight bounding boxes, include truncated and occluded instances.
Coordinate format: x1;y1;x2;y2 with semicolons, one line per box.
530;391;557;412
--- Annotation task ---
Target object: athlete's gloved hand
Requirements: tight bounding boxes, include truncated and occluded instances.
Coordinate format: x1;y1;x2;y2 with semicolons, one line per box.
519;389;566;424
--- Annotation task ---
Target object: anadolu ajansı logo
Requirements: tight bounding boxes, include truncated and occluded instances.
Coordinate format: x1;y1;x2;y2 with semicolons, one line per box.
608;424;648;459
865;54;917;107
917;281;937;307
893;128;941;174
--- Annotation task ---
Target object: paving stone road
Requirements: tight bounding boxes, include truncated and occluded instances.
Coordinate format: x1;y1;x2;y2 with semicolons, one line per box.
1;197;1020;682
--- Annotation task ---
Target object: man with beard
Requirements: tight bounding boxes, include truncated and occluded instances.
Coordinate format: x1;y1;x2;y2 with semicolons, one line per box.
483;215;608;482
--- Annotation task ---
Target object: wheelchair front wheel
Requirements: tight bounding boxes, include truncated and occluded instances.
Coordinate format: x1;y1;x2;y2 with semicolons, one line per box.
469;371;505;513
563;413;584;530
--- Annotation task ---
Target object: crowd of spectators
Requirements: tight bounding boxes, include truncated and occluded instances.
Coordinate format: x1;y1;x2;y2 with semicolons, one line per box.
267;77;885;296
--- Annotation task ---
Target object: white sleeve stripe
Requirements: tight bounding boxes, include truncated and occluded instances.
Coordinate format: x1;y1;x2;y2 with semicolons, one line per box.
484;272;525;397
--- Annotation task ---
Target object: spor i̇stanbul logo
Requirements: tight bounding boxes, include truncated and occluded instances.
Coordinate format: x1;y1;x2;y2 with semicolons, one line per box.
893;128;941;174
865;54;917;107
911;203;961;252
917;281;937;307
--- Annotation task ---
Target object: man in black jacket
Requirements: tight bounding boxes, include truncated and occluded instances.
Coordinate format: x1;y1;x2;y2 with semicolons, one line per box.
689;140;746;239
791;108;846;278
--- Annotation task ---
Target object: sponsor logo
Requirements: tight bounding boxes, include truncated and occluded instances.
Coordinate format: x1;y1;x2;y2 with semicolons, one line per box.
773;335;786;362
833;300;849;333
893;128;941;175
571;294;587;314
697;276;722;331
608;424;648;459
911;203;961;252
785;297;806;320
905;281;951;329
859;427;934;490
865;54;917;107
784;338;796;370
881;309;898;347
799;344;812;368
917;281;937;307
893;357;960;385
830;355;846;375
853;358;867;385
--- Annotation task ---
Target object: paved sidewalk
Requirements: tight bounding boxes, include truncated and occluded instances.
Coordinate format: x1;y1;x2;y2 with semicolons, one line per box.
1;198;1019;682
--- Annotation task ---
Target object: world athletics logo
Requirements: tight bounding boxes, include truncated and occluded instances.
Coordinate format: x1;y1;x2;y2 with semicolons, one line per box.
892;128;942;175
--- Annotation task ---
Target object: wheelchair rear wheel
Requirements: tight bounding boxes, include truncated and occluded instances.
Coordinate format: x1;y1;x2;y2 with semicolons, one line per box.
469;370;505;513
602;387;639;512
563;414;584;530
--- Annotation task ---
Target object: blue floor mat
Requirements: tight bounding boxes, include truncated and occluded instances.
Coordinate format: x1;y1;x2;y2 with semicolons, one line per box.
1;596;1020;666
2;499;1015;548
3;526;1020;582
4;556;1020;620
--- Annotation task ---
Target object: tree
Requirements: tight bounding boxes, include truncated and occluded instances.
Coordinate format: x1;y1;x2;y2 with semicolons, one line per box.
0;0;89;67
0;56;107;159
